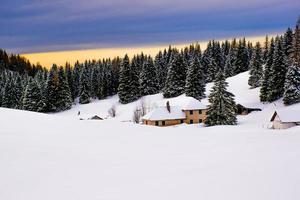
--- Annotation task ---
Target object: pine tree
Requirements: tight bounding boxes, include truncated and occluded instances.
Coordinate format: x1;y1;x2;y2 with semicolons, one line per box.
139;56;159;96
154;51;168;90
268;37;288;102
185;56;206;100
263;35;269;64
163;50;186;98
283;17;300;105
22;78;45;112
205;71;237;126
57;67;72;111
248;42;263;88
283;28;294;57
45;64;60;112
283;65;300;105
118;55;140;104
260;38;275;102
79;66;91;104
234;38;249;74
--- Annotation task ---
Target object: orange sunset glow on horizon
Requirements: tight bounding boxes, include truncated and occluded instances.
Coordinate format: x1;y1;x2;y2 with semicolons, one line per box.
22;35;276;68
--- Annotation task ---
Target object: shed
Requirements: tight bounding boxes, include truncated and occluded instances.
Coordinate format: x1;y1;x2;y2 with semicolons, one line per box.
88;115;103;120
236;104;262;115
270;109;300;129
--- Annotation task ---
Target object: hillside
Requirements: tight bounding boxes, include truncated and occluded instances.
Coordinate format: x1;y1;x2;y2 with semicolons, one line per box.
1;71;300;200
0;73;300;200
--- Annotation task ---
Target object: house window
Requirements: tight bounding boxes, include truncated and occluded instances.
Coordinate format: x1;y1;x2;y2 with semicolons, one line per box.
190;120;193;124
155;121;159;126
190;110;193;115
180;119;184;124
199;119;202;123
199;110;202;114
162;121;166;126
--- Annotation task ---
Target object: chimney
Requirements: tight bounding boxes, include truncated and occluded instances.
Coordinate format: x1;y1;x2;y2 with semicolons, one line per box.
166;101;171;113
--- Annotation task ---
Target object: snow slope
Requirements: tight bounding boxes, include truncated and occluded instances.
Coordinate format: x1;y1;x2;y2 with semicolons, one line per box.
1;71;300;200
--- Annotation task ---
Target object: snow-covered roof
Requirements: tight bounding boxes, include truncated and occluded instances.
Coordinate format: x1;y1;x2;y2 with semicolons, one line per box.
271;108;300;123
142;106;186;121
181;97;207;110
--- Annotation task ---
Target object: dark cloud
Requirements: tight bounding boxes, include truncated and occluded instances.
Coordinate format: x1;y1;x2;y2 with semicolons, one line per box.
1;0;299;53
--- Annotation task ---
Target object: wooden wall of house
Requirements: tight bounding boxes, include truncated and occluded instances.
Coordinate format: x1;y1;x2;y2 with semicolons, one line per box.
184;109;208;124
272;114;297;129
142;119;184;127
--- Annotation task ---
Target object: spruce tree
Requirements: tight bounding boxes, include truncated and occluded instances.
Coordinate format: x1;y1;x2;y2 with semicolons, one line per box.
283;17;300;105
22;78;45;112
260;38;275;102
45;64;60;112
283;65;300;105
118;55;139;104
139;56;159;96
234;38;249;74
57;67;72;110
248;42;263;88
268;37;288;102
79;66;91;104
205;71;237;126
163;50;186;98
154;51;168;90
185;56;206;100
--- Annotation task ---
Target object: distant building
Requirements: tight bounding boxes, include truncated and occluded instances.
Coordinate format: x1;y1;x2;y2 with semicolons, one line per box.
236;104;262;115
270;109;300;129
142;97;208;127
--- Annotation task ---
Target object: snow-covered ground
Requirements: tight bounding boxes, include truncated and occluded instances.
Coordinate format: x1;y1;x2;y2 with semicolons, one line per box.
1;71;300;200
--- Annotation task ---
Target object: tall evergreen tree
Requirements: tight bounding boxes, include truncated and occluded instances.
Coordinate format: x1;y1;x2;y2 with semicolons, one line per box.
260;38;275;102
268;37;288;102
205;71;237;126
45;64;60;112
79;66;91;104
283;65;300;105
163;50;186;98
22;78;45;112
248;42;263;88
185;56;206;100
139;56;159;96
118;55;139;104
283;17;300;105
57;67;72;110
234;38;249;74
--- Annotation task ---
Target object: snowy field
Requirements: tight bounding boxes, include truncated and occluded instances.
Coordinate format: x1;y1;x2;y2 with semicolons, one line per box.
1;71;300;200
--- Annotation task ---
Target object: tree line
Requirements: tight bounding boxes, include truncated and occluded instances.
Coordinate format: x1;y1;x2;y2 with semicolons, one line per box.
0;17;299;118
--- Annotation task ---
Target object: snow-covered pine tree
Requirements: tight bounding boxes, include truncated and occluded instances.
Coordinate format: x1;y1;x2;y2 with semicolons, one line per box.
139;56;159;96
45;64;60;112
263;35;269;64
283;17;300;105
248;42;263;88
260;38;275;102
57;67;72;111
292;16;300;67
65;63;75;100
185;56;206;100
233;38;249;74
283;28;294;58
268;37;288;102
79;66;91;104
128;56;141;99
163;50;186;98
1;76;14;108
283;65;300;105
22;78;45;112
118;55;139;104
224;39;238;77
205;71;237;126
154;51;168;91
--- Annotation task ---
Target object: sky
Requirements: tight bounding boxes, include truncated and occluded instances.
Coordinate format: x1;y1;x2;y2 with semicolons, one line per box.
1;0;299;67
